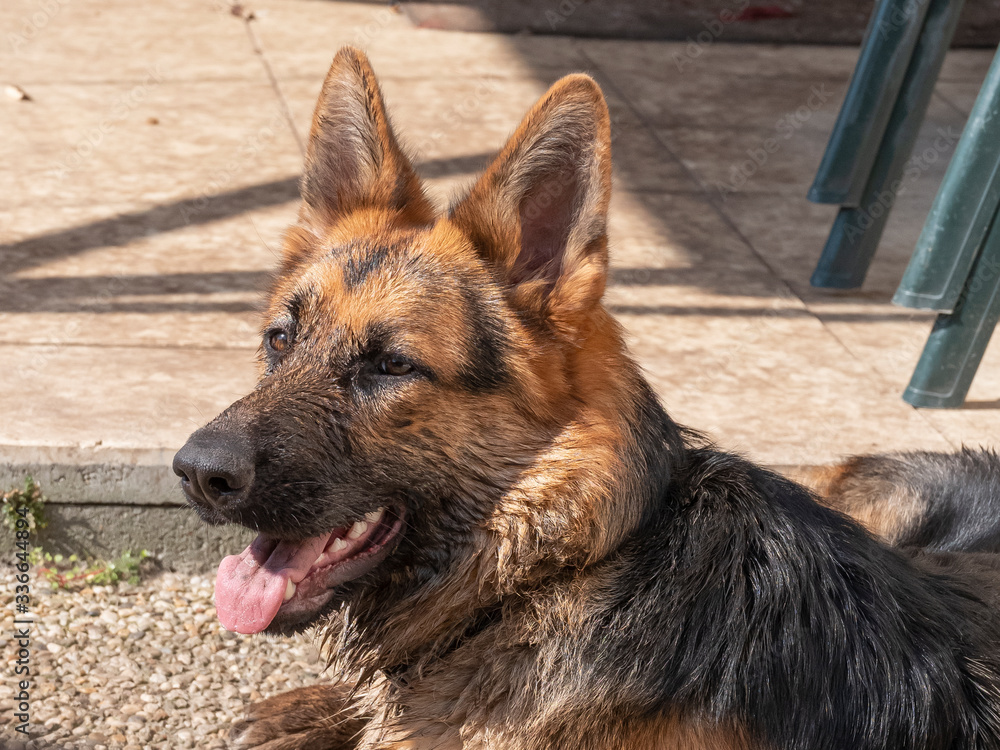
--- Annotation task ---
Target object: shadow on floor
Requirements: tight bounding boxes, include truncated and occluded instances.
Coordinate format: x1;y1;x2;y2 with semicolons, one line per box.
399;0;1000;47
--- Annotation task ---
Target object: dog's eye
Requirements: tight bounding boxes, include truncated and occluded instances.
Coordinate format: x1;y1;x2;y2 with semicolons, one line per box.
267;330;290;353
379;356;413;376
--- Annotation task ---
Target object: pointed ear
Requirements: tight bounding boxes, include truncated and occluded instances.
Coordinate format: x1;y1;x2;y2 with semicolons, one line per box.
298;47;434;229
449;74;612;333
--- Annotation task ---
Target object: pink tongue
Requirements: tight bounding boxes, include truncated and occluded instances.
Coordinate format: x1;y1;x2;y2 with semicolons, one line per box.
214;533;331;634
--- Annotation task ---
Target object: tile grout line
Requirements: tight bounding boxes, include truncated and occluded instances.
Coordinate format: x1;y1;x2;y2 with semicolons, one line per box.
576;47;960;450
234;6;306;158
932;87;973;119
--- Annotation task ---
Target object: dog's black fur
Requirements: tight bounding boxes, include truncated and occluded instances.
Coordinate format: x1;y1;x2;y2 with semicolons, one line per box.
590;435;1000;749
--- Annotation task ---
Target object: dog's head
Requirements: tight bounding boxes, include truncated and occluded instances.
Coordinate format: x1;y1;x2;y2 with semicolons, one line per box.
174;48;667;650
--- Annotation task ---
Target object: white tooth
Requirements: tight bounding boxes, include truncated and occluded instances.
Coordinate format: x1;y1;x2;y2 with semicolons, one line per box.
364;508;385;524
331;538;349;553
347;520;368;539
283;579;296;602
314;553;325;567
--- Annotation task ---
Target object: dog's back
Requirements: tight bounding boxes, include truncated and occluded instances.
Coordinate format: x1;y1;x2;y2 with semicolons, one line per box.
813;448;1000;553
596;449;1000;750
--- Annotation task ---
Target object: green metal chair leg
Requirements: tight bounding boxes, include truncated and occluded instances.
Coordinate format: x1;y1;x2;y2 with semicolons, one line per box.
904;207;1000;408
808;0;931;206
810;0;967;289
894;46;1000;311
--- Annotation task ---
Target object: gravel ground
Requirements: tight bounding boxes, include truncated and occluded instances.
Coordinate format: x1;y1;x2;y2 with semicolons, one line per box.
1;569;327;750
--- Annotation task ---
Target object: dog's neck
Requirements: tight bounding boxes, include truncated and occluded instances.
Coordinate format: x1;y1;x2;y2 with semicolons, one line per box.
328;376;685;679
322;313;685;678
489;310;685;575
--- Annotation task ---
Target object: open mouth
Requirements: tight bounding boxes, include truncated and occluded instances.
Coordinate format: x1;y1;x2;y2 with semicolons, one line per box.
214;506;405;634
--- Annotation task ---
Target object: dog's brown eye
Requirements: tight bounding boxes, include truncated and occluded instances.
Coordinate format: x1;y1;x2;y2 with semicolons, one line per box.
379;356;413;376
268;330;289;353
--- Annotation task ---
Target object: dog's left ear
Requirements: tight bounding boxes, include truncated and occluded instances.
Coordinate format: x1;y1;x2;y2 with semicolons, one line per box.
298;47;434;230
449;74;612;333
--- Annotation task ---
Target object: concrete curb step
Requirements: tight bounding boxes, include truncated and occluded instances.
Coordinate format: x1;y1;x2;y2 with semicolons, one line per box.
0;446;255;574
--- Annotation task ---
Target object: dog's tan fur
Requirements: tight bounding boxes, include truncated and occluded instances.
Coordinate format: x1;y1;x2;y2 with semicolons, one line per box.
803;460;925;544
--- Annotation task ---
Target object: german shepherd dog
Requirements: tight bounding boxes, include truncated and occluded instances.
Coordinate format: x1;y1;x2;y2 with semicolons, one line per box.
173;47;1000;750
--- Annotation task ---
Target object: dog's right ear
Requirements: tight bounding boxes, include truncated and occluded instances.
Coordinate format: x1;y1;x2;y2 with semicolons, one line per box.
296;47;434;234
449;74;612;338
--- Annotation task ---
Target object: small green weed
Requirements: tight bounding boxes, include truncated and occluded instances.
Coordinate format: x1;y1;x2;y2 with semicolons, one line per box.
5;477;154;588
36;549;153;589
1;476;47;532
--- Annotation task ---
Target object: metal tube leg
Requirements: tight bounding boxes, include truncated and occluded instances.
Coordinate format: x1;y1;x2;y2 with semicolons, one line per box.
904;208;1000;408
808;0;931;206
894;46;1000;311
810;0;966;289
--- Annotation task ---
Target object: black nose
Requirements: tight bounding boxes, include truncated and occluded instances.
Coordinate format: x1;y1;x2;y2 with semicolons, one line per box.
173;427;255;511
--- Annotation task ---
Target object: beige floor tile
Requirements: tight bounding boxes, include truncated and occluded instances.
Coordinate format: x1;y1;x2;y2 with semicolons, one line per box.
810;302;999;391
719;191;1000;452
606;191;797;296
598;190;958;464
656;125;830;197
420;173;480;210
609;117;698;193
615;72;848;132
281;73;547;160
622;310;955;466
1;0;258;84
803;304;1000;452
0;311;262;351
279;72;697;203
2;79;301;209
3;10;995;469
2;198;297;277
0;344;259;451
263;20;697;198
920;402;1000;452
583;41;992;88
720;183;947;302
582;40;852;132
